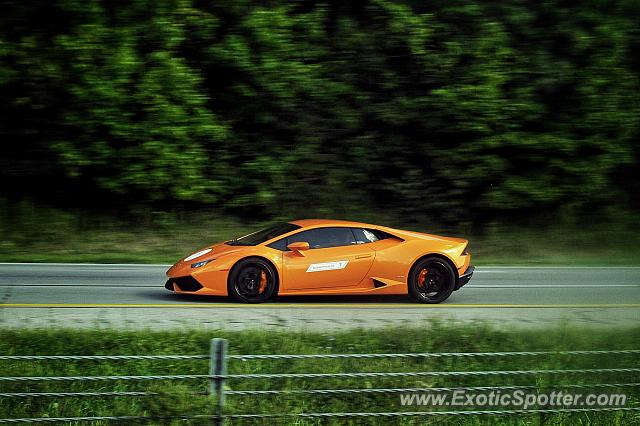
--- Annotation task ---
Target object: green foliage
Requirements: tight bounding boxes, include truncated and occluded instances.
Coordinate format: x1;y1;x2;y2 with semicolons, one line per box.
1;0;639;223
51;2;228;203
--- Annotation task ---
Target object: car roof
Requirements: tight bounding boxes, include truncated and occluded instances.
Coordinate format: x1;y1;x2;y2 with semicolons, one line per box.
289;219;375;229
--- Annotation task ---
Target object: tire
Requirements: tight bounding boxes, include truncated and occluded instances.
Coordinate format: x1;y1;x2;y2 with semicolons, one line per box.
408;257;456;304
228;258;278;303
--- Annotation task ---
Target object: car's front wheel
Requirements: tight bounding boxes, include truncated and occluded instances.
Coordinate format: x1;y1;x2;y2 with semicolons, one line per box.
408;257;456;304
228;258;278;303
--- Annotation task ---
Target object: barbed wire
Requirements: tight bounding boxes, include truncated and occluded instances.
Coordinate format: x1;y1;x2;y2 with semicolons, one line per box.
1;407;639;423
0;355;207;361
0;374;208;382
0;415;153;424
223;367;640;380
0;391;154;398
233;407;640;419
228;349;640;360
228;407;640;419
1;367;639;382
2;349;639;361
225;382;640;396
2;346;638;423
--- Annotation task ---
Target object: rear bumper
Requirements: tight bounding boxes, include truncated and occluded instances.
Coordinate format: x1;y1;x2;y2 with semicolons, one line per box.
455;265;475;290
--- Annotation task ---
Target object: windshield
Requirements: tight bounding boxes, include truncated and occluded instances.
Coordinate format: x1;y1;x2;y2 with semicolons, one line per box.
226;222;301;246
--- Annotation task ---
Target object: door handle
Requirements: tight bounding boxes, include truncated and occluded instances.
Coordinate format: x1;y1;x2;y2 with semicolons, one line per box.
355;254;372;259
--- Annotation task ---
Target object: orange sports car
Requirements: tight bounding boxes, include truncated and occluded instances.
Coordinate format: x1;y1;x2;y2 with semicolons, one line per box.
165;219;474;303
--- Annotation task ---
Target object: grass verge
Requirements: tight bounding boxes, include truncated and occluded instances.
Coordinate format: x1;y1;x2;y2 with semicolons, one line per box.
1;325;639;425
1;200;639;265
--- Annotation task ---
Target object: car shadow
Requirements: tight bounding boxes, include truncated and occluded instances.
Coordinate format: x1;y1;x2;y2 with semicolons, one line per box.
140;289;414;304
272;294;412;304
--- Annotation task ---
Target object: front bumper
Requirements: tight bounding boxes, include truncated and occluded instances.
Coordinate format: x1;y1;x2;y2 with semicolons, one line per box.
455;265;475;290
165;276;204;292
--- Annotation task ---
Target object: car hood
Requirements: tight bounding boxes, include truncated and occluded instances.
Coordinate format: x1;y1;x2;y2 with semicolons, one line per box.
184;242;246;262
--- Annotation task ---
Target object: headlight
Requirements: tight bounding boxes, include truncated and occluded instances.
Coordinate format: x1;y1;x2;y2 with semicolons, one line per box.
191;259;214;269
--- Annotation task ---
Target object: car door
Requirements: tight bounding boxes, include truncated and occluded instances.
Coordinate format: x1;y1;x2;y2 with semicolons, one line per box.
281;227;375;290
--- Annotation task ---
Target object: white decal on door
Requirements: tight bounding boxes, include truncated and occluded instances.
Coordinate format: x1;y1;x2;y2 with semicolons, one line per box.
306;260;349;273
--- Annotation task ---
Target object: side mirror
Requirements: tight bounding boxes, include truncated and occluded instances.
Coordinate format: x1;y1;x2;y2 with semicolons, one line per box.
287;241;310;255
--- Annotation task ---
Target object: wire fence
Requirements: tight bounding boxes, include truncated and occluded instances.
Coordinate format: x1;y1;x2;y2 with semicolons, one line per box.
1;342;639;424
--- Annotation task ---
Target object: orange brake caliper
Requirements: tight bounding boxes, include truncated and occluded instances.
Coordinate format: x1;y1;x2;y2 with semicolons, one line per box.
259;270;267;293
417;269;428;288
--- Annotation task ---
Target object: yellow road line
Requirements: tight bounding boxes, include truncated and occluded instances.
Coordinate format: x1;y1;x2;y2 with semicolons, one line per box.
1;303;639;309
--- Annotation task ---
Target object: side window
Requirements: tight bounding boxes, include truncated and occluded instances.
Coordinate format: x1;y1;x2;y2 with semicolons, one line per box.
352;228;380;244
353;228;397;244
287;227;357;249
267;238;288;251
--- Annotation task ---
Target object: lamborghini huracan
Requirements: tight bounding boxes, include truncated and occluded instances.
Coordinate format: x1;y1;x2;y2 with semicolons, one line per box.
165;219;474;303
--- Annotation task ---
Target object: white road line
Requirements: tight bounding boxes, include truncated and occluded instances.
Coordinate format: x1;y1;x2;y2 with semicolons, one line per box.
0;263;639;269
0;263;172;267
474;266;640;269
2;284;638;289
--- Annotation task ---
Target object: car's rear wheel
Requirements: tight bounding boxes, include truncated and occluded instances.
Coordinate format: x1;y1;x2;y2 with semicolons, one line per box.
228;258;278;303
408;257;456;304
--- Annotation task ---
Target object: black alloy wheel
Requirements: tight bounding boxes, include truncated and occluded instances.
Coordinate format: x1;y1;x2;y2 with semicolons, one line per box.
228;258;278;303
408;257;456;304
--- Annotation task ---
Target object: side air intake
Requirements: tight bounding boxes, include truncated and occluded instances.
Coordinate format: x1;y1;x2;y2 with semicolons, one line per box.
372;279;387;288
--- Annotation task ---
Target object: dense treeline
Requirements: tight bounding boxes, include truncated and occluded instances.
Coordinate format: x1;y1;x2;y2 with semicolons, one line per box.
1;0;639;225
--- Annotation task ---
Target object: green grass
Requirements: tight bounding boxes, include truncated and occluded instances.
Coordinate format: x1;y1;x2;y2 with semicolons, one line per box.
1;200;639;265
1;325;639;425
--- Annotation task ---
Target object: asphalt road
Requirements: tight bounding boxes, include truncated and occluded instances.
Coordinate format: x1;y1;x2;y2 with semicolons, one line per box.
0;263;638;329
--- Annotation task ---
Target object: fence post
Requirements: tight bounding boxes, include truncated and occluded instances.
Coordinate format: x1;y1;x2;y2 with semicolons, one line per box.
210;338;228;426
